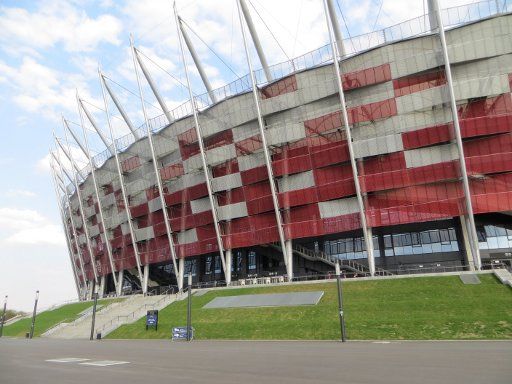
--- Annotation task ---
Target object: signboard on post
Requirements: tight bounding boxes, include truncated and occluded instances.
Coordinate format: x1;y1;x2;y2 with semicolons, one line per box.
172;326;194;341
146;310;159;331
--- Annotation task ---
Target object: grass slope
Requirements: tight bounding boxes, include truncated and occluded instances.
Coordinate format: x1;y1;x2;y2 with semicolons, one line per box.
108;275;512;340
2;299;123;338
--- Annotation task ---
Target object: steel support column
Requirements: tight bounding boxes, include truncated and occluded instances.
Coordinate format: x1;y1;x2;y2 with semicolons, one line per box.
100;74;141;139
237;0;292;280
177;17;217;103
326;0;346;56
77;98;115;156
133;48;174;123
98;67;146;292
131;35;182;291
322;0;375;276
239;0;273;82
432;0;481;270
174;3;228;280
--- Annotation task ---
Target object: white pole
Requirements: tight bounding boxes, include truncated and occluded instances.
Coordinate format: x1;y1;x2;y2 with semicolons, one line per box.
74;95;119;292
130;34;182;291
98;67;146;292
100;74;140;139
177;17;217;103
326;0;346;56
239;0;273;82
134;48;174;123
78;98;115;156
322;0;375;276
56;134;100;284
174;2;228;280
237;0;292;280
432;0;481;270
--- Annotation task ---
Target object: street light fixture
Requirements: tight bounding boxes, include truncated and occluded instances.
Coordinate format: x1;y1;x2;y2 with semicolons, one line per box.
29;290;39;339
335;262;347;342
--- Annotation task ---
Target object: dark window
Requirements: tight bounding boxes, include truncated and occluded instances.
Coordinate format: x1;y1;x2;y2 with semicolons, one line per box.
205;256;212;275
440;229;450;244
411;232;421;246
214;256;221;274
248;251;257;270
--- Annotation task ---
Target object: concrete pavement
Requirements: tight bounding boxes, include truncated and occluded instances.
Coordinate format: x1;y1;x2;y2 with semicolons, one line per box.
0;338;510;384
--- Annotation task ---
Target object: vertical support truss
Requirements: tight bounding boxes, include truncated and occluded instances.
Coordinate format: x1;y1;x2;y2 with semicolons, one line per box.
326;0;346;56
77;98;115;156
322;0;375;276
130;34;182;291
432;0;481;270
98;67;146;292
174;3;228;281
237;0;292;280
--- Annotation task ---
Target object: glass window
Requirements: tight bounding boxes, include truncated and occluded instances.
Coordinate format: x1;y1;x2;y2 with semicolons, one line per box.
421;231;431;244
430;230;440;244
440;229;450;244
384;235;393;248
448;228;457;241
205;256;212;275
248;251;257;270
411;232;421;246
214;256;222;274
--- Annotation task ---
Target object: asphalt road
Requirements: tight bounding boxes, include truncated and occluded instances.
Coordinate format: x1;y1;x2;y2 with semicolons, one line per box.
0;338;511;384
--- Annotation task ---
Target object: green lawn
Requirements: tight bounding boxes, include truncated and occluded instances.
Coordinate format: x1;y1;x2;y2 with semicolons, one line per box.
108;274;512;340
2;298;123;338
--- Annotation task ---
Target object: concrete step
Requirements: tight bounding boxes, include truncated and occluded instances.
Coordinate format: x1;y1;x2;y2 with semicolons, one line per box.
493;268;512;288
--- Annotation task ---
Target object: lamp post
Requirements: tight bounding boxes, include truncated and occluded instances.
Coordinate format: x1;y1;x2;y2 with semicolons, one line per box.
29;290;39;339
0;295;7;337
335;262;347;342
186;274;192;341
90;282;99;341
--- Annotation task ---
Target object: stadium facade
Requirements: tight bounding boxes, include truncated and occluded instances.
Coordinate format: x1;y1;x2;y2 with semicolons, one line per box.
51;0;512;299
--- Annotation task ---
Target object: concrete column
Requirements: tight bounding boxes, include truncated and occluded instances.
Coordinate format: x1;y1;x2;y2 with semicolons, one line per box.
459;215;476;271
86;281;93;300
178;258;185;292
143;264;150;295
225;249;232;286
366;227;376;275
285;240;294;281
117;269;124;296
99;275;106;298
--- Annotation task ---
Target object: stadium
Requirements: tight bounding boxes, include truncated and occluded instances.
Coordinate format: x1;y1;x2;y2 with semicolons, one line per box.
51;0;512;300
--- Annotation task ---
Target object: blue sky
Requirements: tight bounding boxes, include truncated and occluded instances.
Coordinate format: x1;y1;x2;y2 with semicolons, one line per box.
0;0;476;311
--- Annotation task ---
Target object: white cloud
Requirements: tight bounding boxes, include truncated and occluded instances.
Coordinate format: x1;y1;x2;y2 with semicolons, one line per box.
3;189;37;198
0;1;123;55
0;207;65;246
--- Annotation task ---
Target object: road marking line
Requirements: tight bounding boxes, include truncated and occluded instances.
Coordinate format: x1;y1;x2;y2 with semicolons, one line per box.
46;358;91;363
79;360;130;367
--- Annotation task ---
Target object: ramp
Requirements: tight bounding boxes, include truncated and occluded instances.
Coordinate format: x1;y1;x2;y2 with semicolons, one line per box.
203;291;324;309
459;274;481;284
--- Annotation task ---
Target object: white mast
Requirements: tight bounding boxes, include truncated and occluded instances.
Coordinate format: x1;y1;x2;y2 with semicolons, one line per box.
239;0;273;82
98;66;146;292
130;34;182;291
177;16;217;103
237;0;292;280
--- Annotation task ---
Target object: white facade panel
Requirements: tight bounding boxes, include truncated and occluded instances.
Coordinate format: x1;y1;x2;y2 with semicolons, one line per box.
404;143;459;168
277;171;315;193
319;197;359;219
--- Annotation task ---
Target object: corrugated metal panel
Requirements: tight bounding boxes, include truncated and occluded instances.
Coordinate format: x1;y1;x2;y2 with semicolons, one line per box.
190;197;211;214
237;152;265;172
404;143;459;168
134;226;155;242
353;133;404;158
318;197;359;218
206;144;237;166
277;171;315;193
211;172;243;192
177;228;198;244
266;122;305;146
217;202;248;221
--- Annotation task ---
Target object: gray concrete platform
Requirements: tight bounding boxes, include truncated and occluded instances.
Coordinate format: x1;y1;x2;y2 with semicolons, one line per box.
203;291;324;309
0;338;511;384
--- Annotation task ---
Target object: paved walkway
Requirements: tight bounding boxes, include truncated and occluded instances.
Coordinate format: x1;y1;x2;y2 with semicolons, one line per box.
0;338;510;384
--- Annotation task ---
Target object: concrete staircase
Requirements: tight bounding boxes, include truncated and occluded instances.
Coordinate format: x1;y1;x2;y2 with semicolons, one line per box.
493;268;512;288
44;293;182;339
